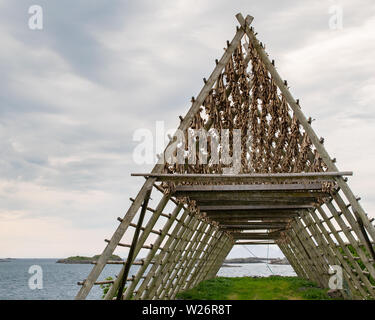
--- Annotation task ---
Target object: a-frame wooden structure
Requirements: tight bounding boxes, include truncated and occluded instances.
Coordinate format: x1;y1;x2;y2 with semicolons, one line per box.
76;13;375;300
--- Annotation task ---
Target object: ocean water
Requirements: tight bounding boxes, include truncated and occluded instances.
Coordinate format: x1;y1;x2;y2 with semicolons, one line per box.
0;259;295;300
218;263;296;278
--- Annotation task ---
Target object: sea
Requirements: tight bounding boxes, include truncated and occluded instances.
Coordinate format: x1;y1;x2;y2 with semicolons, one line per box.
0;259;296;300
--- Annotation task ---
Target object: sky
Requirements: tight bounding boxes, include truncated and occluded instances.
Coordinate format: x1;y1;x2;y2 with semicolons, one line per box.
0;0;375;259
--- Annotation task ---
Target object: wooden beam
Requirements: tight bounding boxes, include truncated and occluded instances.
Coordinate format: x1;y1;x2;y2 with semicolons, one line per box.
216;220;293;226
175;190;329;199
200;204;313;211
194;199;318;206
232;234;277;240
116;189;151;300
209;209;302;214
131;172;352;183
174;183;325;192
224;227;286;232
219;221;289;226
234;241;276;245
220;224;287;229
209;214;299;220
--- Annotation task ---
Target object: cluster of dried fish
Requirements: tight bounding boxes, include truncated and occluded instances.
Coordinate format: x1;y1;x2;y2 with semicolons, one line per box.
161;36;332;206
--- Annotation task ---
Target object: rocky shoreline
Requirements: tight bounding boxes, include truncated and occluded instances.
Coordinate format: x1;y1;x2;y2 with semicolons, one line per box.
269;257;290;265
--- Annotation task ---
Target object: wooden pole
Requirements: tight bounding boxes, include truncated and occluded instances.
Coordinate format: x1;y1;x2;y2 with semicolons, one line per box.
142;214;199;299
158;220;210;299
133;209;192;299
170;224;217;297
116;188;152;299
121;203;183;300
104;193;170;299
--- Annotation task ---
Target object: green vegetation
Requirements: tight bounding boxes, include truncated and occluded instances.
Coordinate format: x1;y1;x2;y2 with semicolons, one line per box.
100;277;124;299
100;277;114;298
65;256;92;261
67;254;122;261
337;244;375;286
177;276;336;300
57;254;122;263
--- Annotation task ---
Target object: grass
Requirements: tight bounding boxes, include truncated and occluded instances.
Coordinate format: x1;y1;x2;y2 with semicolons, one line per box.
176;276;336;300
63;254;122;261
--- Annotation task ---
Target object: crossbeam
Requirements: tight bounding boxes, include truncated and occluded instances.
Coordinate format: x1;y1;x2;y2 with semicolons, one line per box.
194;200;316;207
200;204;314;211
174;184;326;192
132;172;352;183
208;214;299;220
178;191;329;199
220;224;287;230
234;241;276;245
219;221;289;227
232;234;277;240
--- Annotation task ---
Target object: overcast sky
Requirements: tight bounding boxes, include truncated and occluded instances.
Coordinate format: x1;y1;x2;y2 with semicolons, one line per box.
1;0;375;259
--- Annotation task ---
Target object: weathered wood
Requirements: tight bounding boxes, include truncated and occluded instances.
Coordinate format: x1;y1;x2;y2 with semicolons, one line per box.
310;208;372;298
135;213;197;299
222;225;286;230
77;13;374;301
175;190;329;199
171;224;219;297
117;188;151;300
105;194;170;299
75;14;252;301
231;233;277;240
237;11;375;282
146;217;202;299
158;221;214;299
78;280;114;286
221;222;287;228
200;204;314;211
235;241;276;245
104;239;153;250
174;183;325;192
120;204;183;300
220;221;288;227
216;218;293;223
208;213;300;220
195;199;317;207
132;171;352;182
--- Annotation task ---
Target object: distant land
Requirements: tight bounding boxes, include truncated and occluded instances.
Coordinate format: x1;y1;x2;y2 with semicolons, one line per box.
56;254;122;264
0;258;13;263
269;257;290;265
224;257;289;265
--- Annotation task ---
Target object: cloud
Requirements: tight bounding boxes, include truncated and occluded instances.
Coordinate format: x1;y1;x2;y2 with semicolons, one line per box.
0;0;374;260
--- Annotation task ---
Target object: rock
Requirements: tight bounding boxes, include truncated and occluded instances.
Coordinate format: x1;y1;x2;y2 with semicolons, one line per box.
327;289;343;299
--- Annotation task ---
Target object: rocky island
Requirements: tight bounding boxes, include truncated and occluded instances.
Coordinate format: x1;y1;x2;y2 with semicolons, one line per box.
269;257;290;265
56;254;122;264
